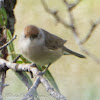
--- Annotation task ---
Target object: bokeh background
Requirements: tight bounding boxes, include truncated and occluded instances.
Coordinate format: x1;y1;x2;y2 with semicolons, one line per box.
3;0;100;100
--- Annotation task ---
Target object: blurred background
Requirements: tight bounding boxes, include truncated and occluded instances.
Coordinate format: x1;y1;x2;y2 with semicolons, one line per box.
3;0;100;100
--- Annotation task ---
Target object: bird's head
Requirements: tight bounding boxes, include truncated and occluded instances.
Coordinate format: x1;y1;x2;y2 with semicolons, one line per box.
24;25;39;40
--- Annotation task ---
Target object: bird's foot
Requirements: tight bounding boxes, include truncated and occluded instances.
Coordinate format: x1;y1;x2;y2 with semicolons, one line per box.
36;63;51;76
30;63;37;67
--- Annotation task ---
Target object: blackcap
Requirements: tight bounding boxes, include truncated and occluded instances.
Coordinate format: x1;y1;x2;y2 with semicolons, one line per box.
19;25;85;66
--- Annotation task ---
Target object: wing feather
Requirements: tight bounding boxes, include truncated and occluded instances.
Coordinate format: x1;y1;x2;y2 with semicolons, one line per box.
41;29;67;50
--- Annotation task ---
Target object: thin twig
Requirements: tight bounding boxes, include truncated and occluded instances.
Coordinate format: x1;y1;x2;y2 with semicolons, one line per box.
80;19;100;44
0;35;17;50
41;0;71;28
63;0;81;11
13;55;21;63
63;0;79;37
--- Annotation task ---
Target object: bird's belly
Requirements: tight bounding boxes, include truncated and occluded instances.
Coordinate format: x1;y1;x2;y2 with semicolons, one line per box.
22;45;63;66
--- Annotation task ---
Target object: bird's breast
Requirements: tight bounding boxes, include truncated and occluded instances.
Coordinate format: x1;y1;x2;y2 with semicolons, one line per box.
21;41;63;65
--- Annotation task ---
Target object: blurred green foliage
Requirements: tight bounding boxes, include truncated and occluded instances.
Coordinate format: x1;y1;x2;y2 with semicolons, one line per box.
0;7;7;26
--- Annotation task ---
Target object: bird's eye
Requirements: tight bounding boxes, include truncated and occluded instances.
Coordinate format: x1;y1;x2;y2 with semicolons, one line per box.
24;35;26;38
30;34;37;40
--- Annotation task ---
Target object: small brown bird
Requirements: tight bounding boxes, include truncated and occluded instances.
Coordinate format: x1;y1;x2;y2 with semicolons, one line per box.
19;25;85;66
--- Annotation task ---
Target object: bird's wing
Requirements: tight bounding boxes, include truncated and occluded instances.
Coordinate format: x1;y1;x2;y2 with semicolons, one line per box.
41;28;67;50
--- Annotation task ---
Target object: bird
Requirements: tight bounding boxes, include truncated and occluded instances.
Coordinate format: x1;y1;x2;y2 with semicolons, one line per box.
19;25;85;68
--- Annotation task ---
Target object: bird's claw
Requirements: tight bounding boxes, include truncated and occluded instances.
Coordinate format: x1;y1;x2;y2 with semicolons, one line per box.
36;71;45;76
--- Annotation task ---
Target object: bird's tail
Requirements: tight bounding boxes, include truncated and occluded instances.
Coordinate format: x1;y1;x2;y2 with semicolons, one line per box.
63;46;86;58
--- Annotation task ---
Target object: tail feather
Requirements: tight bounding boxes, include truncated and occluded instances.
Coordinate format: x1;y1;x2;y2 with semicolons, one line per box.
63;47;86;58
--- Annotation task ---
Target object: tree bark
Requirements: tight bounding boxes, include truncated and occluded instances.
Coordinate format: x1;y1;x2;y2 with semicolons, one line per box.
0;0;16;59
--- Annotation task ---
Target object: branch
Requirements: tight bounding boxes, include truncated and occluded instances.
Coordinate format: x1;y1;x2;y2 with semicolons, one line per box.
0;72;6;100
40;76;66;100
41;0;71;28
80;19;100;44
63;0;81;11
0;58;67;100
63;0;100;63
0;35;17;50
0;61;8;100
22;76;40;100
41;0;79;39
41;0;100;64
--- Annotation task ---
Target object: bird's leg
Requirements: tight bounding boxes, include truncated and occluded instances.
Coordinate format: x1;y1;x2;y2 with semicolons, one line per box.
42;63;51;74
30;63;37;67
37;63;52;75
